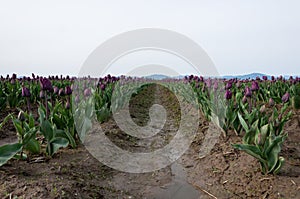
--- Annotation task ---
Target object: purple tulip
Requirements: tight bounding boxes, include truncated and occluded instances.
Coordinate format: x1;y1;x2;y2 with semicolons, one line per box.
236;81;242;88
12;73;17;80
251;81;259;91
242;95;247;103
224;90;232;100
40;78;53;91
22;86;31;97
100;84;106;91
269;98;275;107
262;76;268;81
281;92;290;103
244;86;252;97
39;90;45;98
75;95;80;104
271;76;275;81
58;88;65;96
53;86;59;94
213;81;218;91
225;82;232;90
65;101;70;109
65;86;72;95
84;88;92;97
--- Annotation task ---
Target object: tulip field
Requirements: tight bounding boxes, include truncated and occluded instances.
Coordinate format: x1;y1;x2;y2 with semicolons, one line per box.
0;73;299;198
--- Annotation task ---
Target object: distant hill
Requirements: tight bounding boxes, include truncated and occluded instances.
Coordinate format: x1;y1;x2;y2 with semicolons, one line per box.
222;73;270;80
144;74;170;80
144;73;299;80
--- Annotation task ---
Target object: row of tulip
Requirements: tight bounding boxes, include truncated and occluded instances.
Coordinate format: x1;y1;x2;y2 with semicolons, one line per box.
186;75;300;174
0;74;118;166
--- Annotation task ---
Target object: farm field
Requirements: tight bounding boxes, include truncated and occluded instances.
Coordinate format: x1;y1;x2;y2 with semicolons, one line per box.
0;74;299;198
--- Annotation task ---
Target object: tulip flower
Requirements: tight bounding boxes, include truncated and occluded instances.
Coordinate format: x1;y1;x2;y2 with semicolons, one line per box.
224;90;232;100
251;81;259;91
267;98;274;107
213;81;218;91
282;92;290;103
40;77;53;92
65;86;72;95
58;88;65;96
84;88;92;97
75;95;80;104
21;86;31;97
53;86;59;95
225;82;232;90
244;87;252;97
65;100;70;109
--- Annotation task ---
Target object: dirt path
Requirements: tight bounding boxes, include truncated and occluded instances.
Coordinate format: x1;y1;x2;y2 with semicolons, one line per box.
0;83;299;198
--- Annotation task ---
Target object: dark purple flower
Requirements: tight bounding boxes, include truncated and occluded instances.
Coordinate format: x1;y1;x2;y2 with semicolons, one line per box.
84;88;92;97
244;86;252;97
22;86;31;97
40;78;53;91
65;86;72;95
213;81;218;91
58;88;65;96
65;101;70;109
224;90;232;100
225;82;232;90
205;79;212;88
100;84;106;91
75;95;80;104
53;86;59;94
271;76;275;81
281;92;290;103
262;76;268;81
12;73;17;80
39;90;45;98
251;81;259;91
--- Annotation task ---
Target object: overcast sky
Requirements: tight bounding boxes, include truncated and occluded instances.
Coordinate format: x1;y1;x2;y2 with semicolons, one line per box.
0;0;299;77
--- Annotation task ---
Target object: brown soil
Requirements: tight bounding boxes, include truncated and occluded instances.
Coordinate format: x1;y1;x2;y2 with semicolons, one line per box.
0;84;299;198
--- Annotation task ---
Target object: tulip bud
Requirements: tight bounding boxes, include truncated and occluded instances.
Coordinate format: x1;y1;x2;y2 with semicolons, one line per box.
236;81;242;88
100;84;106;91
84;88;92;97
75;95;80;104
242;95;247;103
262;76;268;81
260;105;266;113
213;81;218;91
225;82;232;90
281;92;290;103
59;88;65;96
269;98;275;107
251;81;259;91
65;86;72;95
40;77;53;92
18;111;25;122
244;87;252;98
53;86;59;94
39;90;45;98
224;90;232;100
65;101;70;109
22;86;31;97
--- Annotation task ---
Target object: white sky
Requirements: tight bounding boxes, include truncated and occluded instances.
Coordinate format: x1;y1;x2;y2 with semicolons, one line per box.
0;0;299;77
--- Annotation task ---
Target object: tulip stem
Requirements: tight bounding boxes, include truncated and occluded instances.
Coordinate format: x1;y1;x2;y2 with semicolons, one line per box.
26;97;31;113
45;91;48;119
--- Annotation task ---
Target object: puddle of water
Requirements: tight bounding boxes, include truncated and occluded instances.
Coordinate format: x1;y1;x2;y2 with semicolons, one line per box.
149;162;200;199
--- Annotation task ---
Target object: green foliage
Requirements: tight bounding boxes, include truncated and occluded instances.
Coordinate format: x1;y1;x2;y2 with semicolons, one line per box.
38;107;69;156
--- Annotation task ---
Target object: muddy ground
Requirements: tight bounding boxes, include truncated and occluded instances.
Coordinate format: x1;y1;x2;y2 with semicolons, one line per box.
0;84;299;198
